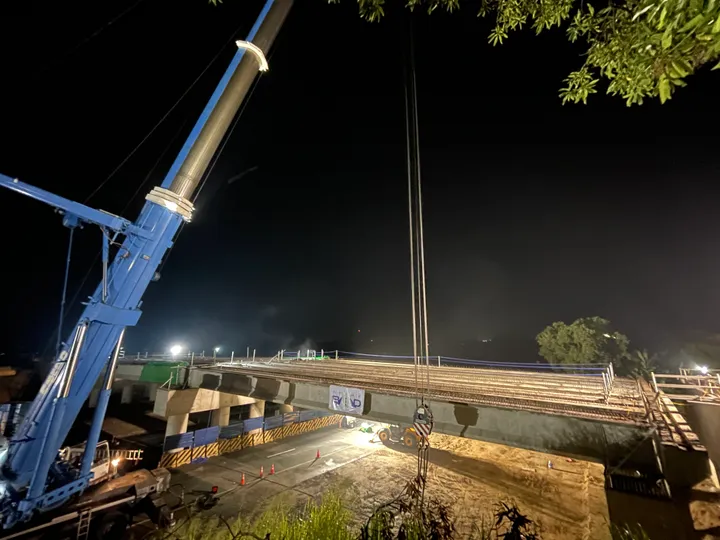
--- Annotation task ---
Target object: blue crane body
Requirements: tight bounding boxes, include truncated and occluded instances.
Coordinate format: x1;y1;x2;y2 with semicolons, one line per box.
0;0;292;530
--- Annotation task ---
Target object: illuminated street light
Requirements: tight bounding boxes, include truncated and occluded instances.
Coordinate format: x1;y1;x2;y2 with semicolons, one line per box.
700;365;709;375
213;346;220;360
603;333;611;338
170;345;182;357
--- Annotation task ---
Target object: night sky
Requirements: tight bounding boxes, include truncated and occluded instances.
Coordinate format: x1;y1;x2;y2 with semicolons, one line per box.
1;1;719;361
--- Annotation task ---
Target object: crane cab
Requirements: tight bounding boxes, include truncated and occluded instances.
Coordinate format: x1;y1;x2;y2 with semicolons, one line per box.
61;441;114;486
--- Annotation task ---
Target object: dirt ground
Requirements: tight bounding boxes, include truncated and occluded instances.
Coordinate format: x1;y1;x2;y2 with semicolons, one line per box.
270;432;720;539
168;426;720;539
284;432;611;539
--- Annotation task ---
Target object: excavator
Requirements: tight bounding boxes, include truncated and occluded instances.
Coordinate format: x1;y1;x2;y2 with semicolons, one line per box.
0;0;294;537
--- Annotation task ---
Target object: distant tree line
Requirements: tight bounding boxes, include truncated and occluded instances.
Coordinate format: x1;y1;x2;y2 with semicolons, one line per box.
535;316;665;378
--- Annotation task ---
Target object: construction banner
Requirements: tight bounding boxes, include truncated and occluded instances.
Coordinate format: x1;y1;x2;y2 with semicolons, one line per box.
329;385;365;414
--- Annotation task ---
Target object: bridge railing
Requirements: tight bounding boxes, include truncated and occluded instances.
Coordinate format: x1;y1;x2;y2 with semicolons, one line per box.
650;371;720;401
334;350;612;375
335;351;615;402
210;349;618;401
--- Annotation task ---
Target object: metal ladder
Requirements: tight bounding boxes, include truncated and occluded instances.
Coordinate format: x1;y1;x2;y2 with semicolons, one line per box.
110;448;143;461
77;509;92;540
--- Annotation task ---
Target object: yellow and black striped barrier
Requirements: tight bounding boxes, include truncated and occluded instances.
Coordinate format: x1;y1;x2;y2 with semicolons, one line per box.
158;441;223;468
263;414;342;444
159;414;343;469
159;448;193;468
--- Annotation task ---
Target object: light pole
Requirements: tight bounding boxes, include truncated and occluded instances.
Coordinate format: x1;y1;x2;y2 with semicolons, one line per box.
214;347;220;360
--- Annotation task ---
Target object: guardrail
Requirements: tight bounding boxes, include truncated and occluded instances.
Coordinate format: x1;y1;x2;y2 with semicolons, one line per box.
330;351;616;400
650;372;720;401
129;349;619;402
124;348;614;374
333;350;612;373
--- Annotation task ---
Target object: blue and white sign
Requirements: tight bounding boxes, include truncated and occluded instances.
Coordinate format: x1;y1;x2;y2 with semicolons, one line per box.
329;385;365;414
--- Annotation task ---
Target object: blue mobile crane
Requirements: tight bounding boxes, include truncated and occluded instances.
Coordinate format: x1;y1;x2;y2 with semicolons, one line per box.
0;0;293;536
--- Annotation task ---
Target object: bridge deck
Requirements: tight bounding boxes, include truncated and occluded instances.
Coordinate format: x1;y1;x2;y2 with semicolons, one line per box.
210;359;648;424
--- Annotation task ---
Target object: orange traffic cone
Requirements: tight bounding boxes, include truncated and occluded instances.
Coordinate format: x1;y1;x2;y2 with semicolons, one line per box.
241;473;246;486
259;466;264;478
316;449;321;459
270;463;275;475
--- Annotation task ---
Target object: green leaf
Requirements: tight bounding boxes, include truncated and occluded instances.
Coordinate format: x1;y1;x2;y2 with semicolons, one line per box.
632;4;654;21
671;59;691;76
713;60;720;70
658;6;667;28
679;14;705;32
659;75;671;103
662;26;673;49
713;16;720;33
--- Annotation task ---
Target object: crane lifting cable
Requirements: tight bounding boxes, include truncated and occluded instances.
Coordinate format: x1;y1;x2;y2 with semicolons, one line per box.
405;14;434;503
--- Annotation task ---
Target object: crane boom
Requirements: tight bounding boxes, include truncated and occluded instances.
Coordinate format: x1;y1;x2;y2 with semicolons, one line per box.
0;0;292;528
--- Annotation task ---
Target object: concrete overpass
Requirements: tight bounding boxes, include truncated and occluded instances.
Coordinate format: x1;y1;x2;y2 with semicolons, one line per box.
102;357;712;490
146;359;708;490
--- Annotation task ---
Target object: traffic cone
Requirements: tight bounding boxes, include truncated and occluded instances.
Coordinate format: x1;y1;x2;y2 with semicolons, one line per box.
270;463;275;475
316;449;321;459
259;466;264;478
241;473;246;486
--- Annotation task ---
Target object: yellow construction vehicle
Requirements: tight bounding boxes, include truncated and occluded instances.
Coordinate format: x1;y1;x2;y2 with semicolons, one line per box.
377;424;420;447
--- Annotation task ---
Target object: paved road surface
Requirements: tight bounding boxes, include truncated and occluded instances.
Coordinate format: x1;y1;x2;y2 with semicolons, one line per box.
132;426;381;535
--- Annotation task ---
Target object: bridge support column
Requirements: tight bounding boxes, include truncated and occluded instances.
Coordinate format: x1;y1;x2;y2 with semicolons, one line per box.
165;413;189;454
249;400;265;434
279;404;293;414
121;384;134;404
165;413;189;438
146;383;159;402
211;406;230;427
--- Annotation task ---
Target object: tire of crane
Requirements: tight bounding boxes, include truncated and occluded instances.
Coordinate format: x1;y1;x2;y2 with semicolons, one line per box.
378;429;390;444
93;511;129;540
